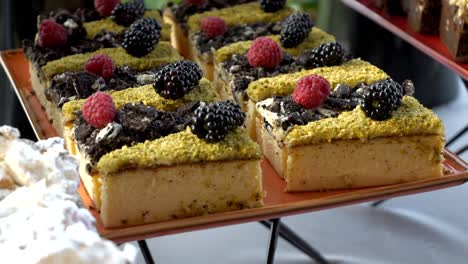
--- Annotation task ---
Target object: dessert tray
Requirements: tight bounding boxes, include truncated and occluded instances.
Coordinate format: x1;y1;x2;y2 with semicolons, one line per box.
2;49;468;244
341;0;468;81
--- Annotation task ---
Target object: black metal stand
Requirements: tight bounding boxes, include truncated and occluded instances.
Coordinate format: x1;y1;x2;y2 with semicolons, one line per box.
138;240;155;264
260;219;329;264
371;199;387;207
265;218;281;264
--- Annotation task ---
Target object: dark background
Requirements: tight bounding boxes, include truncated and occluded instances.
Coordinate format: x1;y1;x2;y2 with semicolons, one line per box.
0;0;461;140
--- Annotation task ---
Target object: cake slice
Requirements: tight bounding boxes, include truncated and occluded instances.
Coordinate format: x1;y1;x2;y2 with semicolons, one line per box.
256;75;445;191
186;2;293;80
73;97;263;227
164;0;256;58
440;0;468;62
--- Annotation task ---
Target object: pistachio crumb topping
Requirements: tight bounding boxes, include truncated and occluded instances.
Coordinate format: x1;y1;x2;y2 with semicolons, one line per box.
187;2;293;33
285;96;445;146
97;128;262;175
41;42;181;79
247;59;389;102
62;78;217;123
84;10;171;40
215;27;336;63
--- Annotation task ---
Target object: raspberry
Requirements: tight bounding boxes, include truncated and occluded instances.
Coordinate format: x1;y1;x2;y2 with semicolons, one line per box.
247;37;282;69
94;0;120;17
84;54;115;81
184;0;206;5
82;92;116;128
201;17;227;38
38;19;68;48
292;75;330;109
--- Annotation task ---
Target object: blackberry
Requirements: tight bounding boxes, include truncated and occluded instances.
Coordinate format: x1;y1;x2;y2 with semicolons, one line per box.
317;42;345;66
122;18;161;57
297;49;322;68
260;0;286;12
111;0;145;26
361;79;403;121
280;12;314;48
154;60;203;99
298;42;345;68
191;101;245;142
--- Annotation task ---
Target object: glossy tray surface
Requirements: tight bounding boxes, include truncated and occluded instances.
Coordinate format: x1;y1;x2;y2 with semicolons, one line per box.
2;49;467;244
341;0;468;81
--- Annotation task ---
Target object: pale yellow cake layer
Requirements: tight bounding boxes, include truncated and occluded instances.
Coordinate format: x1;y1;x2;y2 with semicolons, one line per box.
61;78;217;123
97;128;262;176
41;42;181;79
258;122;444;191
286;96;445;146
99;160;263;227
84;10;171;40
247;59;389;102
187;2;292;32
287;136;443;191
214;27;336;63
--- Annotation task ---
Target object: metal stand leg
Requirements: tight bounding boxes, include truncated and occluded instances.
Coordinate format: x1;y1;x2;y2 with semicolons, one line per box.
260;220;329;264
456;145;468;155
446;125;468;147
265;218;281;264
138;240;155;264
371;199;387;207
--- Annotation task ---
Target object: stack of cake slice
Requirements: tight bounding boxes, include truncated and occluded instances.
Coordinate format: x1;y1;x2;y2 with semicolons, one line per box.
20;0;448;229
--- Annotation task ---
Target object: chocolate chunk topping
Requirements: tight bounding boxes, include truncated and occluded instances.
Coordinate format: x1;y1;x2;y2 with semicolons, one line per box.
47;66;157;108
74;102;200;166
264;83;367;131
222;53;303;95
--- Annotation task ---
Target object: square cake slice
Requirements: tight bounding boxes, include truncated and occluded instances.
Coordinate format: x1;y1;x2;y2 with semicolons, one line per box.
73;98;262;227
163;0;255;58
256;78;445;191
186;2;293;80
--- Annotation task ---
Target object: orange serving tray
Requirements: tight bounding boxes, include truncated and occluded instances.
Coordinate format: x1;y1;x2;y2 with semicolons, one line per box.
341;0;468;81
2;49;468;244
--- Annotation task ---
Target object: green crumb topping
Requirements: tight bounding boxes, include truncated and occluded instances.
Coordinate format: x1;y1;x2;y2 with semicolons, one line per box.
62;78;217;122
97;128;262;175
285;96;445;146
42;42;181;79
215;27;336;63
84;10;171;40
247;59;389;102
187;2;292;32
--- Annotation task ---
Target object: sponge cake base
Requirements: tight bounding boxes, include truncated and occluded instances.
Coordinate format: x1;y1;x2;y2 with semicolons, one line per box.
257;118;445;191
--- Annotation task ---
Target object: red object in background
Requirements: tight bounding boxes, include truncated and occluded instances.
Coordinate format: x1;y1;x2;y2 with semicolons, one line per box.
341;0;468;81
